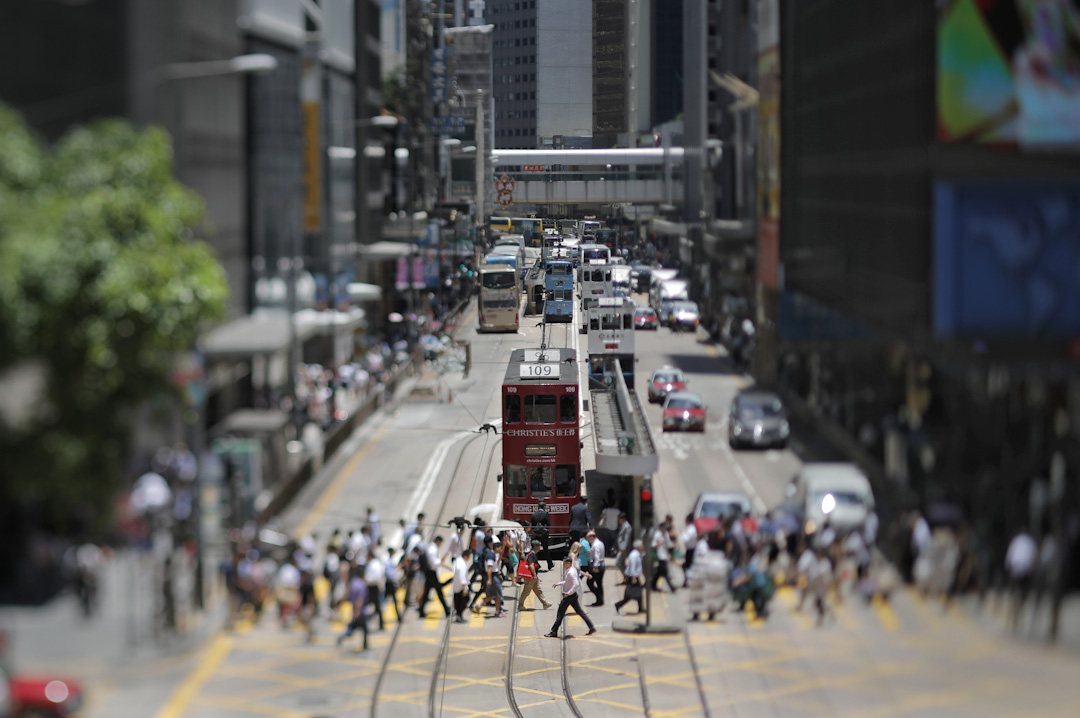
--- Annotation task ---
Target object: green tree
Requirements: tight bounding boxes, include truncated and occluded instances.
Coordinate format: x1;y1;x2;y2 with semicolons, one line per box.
0;103;228;533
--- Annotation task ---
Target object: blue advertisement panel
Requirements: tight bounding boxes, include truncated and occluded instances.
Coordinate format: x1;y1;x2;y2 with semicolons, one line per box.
430;48;448;103
777;291;869;342
934;180;1080;337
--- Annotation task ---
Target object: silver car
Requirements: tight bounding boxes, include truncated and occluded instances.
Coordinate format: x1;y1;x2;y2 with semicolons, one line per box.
728;389;789;449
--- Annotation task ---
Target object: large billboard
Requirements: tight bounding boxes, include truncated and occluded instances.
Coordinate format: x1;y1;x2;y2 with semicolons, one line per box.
933;180;1080;337
937;0;1080;149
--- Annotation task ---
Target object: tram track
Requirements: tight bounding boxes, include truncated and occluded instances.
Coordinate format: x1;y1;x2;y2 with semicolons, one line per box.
369;427;499;718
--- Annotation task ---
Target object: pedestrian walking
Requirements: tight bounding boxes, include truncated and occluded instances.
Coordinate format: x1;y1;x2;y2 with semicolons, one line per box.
615;513;633;581
650;518;678;593
1005;527;1037;633
452;549;472;623
481;536;506;617
298;568;316;642
365;506;381;547
383;549;402;622
681;514;698;588
587;530;606;606
569;495;592;544
546;557;596;638
336;565;370;650
419;536;451;618
531;501;553;570
518;540;552;610
364;548;386;630
615;540;644;614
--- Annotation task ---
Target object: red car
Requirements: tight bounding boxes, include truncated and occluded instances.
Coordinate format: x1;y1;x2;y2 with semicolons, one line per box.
662;392;707;432
6;672;83;717
647;366;686;403
0;630;83;718
634;306;659;330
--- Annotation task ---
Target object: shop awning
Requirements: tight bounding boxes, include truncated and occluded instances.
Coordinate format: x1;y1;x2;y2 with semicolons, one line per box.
200;312;321;360
347;282;384;302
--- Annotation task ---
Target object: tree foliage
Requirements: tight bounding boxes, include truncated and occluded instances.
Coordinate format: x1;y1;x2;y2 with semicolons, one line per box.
0;104;228;532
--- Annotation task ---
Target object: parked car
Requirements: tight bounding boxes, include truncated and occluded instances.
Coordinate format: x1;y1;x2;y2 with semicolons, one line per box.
728;389;789;449
634;306;660;330
692;491;754;535
784;463;875;534
662;392;706;432
647;366;686;403
668;301;701;332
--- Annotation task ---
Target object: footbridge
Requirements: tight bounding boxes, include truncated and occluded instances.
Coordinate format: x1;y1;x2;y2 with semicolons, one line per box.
488;147;687;207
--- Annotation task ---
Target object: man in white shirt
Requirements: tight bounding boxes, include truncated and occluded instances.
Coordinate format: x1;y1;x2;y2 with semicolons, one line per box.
364;548;386;630
681;514;698;588
614;540;644;614
545;557;596;637
586;530;606;606
451;549;471;623
419;536;451;618
1005;528;1037;632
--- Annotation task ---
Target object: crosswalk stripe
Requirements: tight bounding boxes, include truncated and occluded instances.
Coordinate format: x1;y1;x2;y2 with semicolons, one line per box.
520;595;535;628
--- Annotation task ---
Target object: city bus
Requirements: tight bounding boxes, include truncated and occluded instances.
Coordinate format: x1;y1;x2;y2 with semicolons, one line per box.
478;265;520;332
543;259;574;323
490;217;547;247
586;296;636;385
500;347;582;548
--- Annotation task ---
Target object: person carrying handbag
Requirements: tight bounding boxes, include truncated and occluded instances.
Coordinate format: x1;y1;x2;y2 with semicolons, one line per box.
517;540;552;610
615;539;645;614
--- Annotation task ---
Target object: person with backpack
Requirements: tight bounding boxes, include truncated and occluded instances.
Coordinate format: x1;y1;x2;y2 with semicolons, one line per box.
517;539;552;611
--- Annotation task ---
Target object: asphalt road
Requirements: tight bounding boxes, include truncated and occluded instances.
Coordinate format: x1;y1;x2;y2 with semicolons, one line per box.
7;290;1080;717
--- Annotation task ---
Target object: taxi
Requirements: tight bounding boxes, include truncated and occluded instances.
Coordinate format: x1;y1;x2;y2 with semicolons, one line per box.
661;391;706;432
647;366;686;403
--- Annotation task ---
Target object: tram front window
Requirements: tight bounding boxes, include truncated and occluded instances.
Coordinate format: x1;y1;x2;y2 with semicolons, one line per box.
529;466;552;497
524;395;556;423
560;395;577;423
555;465;576;497
505;465;527;498
504;394;521;423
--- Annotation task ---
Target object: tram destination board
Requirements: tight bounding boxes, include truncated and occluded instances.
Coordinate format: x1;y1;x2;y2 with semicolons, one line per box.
519;362;559;379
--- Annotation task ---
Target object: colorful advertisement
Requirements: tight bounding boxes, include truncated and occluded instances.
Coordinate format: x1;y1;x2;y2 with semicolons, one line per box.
933;180;1080;336
937;0;1080;149
757;0;781;289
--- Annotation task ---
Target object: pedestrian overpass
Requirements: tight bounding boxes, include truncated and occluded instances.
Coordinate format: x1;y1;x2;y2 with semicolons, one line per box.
488;148;687;207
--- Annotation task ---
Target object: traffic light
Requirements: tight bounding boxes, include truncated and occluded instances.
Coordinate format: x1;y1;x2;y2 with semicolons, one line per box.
640;476;654;527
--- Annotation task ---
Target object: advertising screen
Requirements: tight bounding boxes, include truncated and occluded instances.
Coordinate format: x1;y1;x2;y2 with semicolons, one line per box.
937;0;1080;149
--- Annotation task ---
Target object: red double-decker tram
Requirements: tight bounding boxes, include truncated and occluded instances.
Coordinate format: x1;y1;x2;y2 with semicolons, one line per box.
500;347;582;544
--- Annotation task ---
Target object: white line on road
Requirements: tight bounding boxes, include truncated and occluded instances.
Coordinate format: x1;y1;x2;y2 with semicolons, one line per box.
388;430;475;548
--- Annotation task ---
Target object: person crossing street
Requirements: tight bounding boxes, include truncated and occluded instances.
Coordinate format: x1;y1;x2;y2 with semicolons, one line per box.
546;557;596;638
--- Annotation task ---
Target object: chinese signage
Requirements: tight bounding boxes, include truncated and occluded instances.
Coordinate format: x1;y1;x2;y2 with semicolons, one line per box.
430;48;448;103
431;115;467;135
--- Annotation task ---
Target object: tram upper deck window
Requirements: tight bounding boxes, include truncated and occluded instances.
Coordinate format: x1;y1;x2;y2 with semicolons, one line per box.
524;394;556;423
601;312;621;330
505;465;527;497
504;394;521;423
589;316;599;331
554;465;576;497
529;466;552;497
560;395;577;423
624;312;633;329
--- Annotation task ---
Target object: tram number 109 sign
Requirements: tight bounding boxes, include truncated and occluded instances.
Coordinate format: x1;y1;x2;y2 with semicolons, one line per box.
519;362;558;379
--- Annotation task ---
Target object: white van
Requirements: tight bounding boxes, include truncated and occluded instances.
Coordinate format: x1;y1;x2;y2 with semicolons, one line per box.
650;278;690;316
789;463;875;532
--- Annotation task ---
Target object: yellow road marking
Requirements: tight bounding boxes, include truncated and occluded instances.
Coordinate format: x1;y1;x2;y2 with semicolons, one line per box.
520;595;535;627
153;635;233;718
872;593;900;632
293;421;395;536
